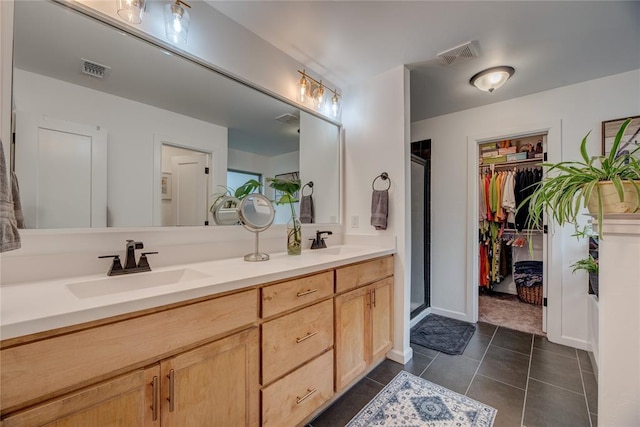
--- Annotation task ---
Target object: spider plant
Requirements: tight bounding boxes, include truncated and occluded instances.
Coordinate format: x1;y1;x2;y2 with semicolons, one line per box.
524;118;640;238
570;254;598;274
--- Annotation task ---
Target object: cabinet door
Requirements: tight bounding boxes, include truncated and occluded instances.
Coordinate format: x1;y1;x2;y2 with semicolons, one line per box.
1;366;160;427
370;277;394;362
334;286;370;391
161;328;259;427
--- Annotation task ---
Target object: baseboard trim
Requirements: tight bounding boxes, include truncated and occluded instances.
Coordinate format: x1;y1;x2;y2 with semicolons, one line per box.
409;307;431;328
429;307;471;322
387;346;413;364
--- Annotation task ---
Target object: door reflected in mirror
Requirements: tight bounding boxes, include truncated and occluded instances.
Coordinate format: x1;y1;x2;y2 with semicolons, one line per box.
11;0;340;229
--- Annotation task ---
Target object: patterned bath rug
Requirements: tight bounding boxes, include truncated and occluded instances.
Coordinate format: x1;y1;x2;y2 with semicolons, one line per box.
346;371;496;427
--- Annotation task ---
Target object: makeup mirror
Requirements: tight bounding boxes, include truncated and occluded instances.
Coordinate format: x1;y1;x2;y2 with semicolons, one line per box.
238;194;275;262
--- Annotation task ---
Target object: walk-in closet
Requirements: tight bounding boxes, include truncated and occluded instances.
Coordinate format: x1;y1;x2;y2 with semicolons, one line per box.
478;133;547;335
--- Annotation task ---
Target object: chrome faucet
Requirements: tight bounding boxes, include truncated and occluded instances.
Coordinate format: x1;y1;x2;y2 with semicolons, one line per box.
99;240;158;276
310;230;333;249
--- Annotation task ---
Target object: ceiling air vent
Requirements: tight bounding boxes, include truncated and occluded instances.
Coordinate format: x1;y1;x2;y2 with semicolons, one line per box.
81;58;110;79
275;113;299;126
437;41;479;66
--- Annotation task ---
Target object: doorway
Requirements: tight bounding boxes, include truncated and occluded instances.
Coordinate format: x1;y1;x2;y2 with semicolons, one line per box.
161;144;211;226
410;139;431;319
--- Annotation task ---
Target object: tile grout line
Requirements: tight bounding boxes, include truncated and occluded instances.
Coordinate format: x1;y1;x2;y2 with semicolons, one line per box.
418;351;439;377
464;325;498;396
520;334;534;427
474;372;527;392
527;377;588;397
576;348;594;427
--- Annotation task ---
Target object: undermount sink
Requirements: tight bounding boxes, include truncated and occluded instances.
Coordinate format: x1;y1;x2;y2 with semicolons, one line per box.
67;268;210;299
310;246;362;256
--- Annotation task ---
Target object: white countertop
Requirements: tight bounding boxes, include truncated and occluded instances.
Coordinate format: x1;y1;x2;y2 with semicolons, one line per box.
0;244;395;340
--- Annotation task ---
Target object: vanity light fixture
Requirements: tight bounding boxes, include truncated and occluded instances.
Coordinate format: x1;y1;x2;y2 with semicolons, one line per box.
165;0;191;45
298;69;341;118
117;0;145;24
470;66;515;93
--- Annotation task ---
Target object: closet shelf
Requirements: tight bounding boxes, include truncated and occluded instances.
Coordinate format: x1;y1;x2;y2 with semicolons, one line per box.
504;228;543;233
480;157;543;168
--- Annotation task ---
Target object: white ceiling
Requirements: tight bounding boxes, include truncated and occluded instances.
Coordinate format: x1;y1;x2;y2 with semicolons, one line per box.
208;1;640;122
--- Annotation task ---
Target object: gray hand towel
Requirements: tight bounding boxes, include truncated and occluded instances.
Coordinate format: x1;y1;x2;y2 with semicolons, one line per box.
11;171;24;229
371;189;388;230
0;139;22;252
300;195;314;224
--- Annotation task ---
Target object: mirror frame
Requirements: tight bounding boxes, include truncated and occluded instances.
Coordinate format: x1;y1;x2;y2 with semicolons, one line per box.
11;0;344;234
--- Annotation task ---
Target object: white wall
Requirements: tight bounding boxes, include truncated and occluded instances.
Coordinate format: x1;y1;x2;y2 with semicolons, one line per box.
299;111;341;224
14;69;227;227
75;0;339;116
412;69;640;348
342;65;412;363
0;0;13;168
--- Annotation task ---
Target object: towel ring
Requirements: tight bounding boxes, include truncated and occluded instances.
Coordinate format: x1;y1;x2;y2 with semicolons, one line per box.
302;181;314;196
372;172;391;191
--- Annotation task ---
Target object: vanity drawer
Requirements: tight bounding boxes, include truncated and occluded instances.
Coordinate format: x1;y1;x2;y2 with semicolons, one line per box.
0;289;258;413
262;299;333;385
261;271;333;318
336;255;394;293
262;350;334;427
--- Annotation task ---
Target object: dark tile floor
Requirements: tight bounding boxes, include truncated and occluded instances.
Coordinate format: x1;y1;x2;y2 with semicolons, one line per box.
310;323;597;427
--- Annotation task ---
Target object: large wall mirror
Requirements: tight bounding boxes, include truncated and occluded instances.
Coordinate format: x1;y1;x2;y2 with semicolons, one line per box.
11;0;341;229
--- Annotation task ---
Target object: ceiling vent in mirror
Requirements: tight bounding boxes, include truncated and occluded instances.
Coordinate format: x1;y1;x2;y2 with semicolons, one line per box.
437;41;479;66
81;59;111;79
275;113;300;126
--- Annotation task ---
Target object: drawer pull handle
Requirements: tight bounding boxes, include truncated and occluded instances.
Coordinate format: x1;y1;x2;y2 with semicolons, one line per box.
297;289;318;297
167;369;175;412
296;388;318;404
371;289;376;308
296;331;318;343
152;376;159;421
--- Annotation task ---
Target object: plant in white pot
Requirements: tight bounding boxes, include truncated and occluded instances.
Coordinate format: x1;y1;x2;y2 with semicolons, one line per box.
525;118;640;237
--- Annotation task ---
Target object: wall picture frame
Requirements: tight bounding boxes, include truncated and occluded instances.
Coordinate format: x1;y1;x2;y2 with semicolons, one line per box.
602;115;640;158
161;172;172;200
274;171;300;200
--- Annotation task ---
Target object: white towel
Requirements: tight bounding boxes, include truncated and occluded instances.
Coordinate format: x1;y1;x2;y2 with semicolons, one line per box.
0;139;21;252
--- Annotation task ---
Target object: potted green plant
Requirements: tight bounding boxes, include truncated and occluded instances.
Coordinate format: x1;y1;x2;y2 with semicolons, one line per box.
267;176;302;255
525;118;640;238
571;254;599;295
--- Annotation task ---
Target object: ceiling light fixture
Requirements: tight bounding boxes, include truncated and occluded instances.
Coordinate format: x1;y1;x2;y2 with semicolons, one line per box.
298;69;341;118
470;66;515;93
117;0;145;24
165;0;191;45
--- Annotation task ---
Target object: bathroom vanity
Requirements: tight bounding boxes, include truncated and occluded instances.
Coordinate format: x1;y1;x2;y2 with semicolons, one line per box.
0;248;394;426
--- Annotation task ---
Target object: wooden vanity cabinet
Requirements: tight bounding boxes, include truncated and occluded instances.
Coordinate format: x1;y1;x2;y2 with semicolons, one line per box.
1;329;259;427
0;290;259;426
161;328;259;427
260;271;335;426
334;258;394;391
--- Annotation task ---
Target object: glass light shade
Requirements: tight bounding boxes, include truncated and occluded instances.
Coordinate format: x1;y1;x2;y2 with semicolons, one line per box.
300;76;308;102
470;66;515;93
117;0;145;24
164;2;190;45
331;93;340;117
315;85;325;107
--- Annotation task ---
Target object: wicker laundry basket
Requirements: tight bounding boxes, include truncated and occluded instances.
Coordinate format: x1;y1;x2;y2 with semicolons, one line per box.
516;283;543;305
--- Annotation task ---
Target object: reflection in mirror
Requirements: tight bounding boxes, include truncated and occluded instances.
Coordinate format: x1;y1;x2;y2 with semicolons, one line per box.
11;0;340;229
238;194;276;262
